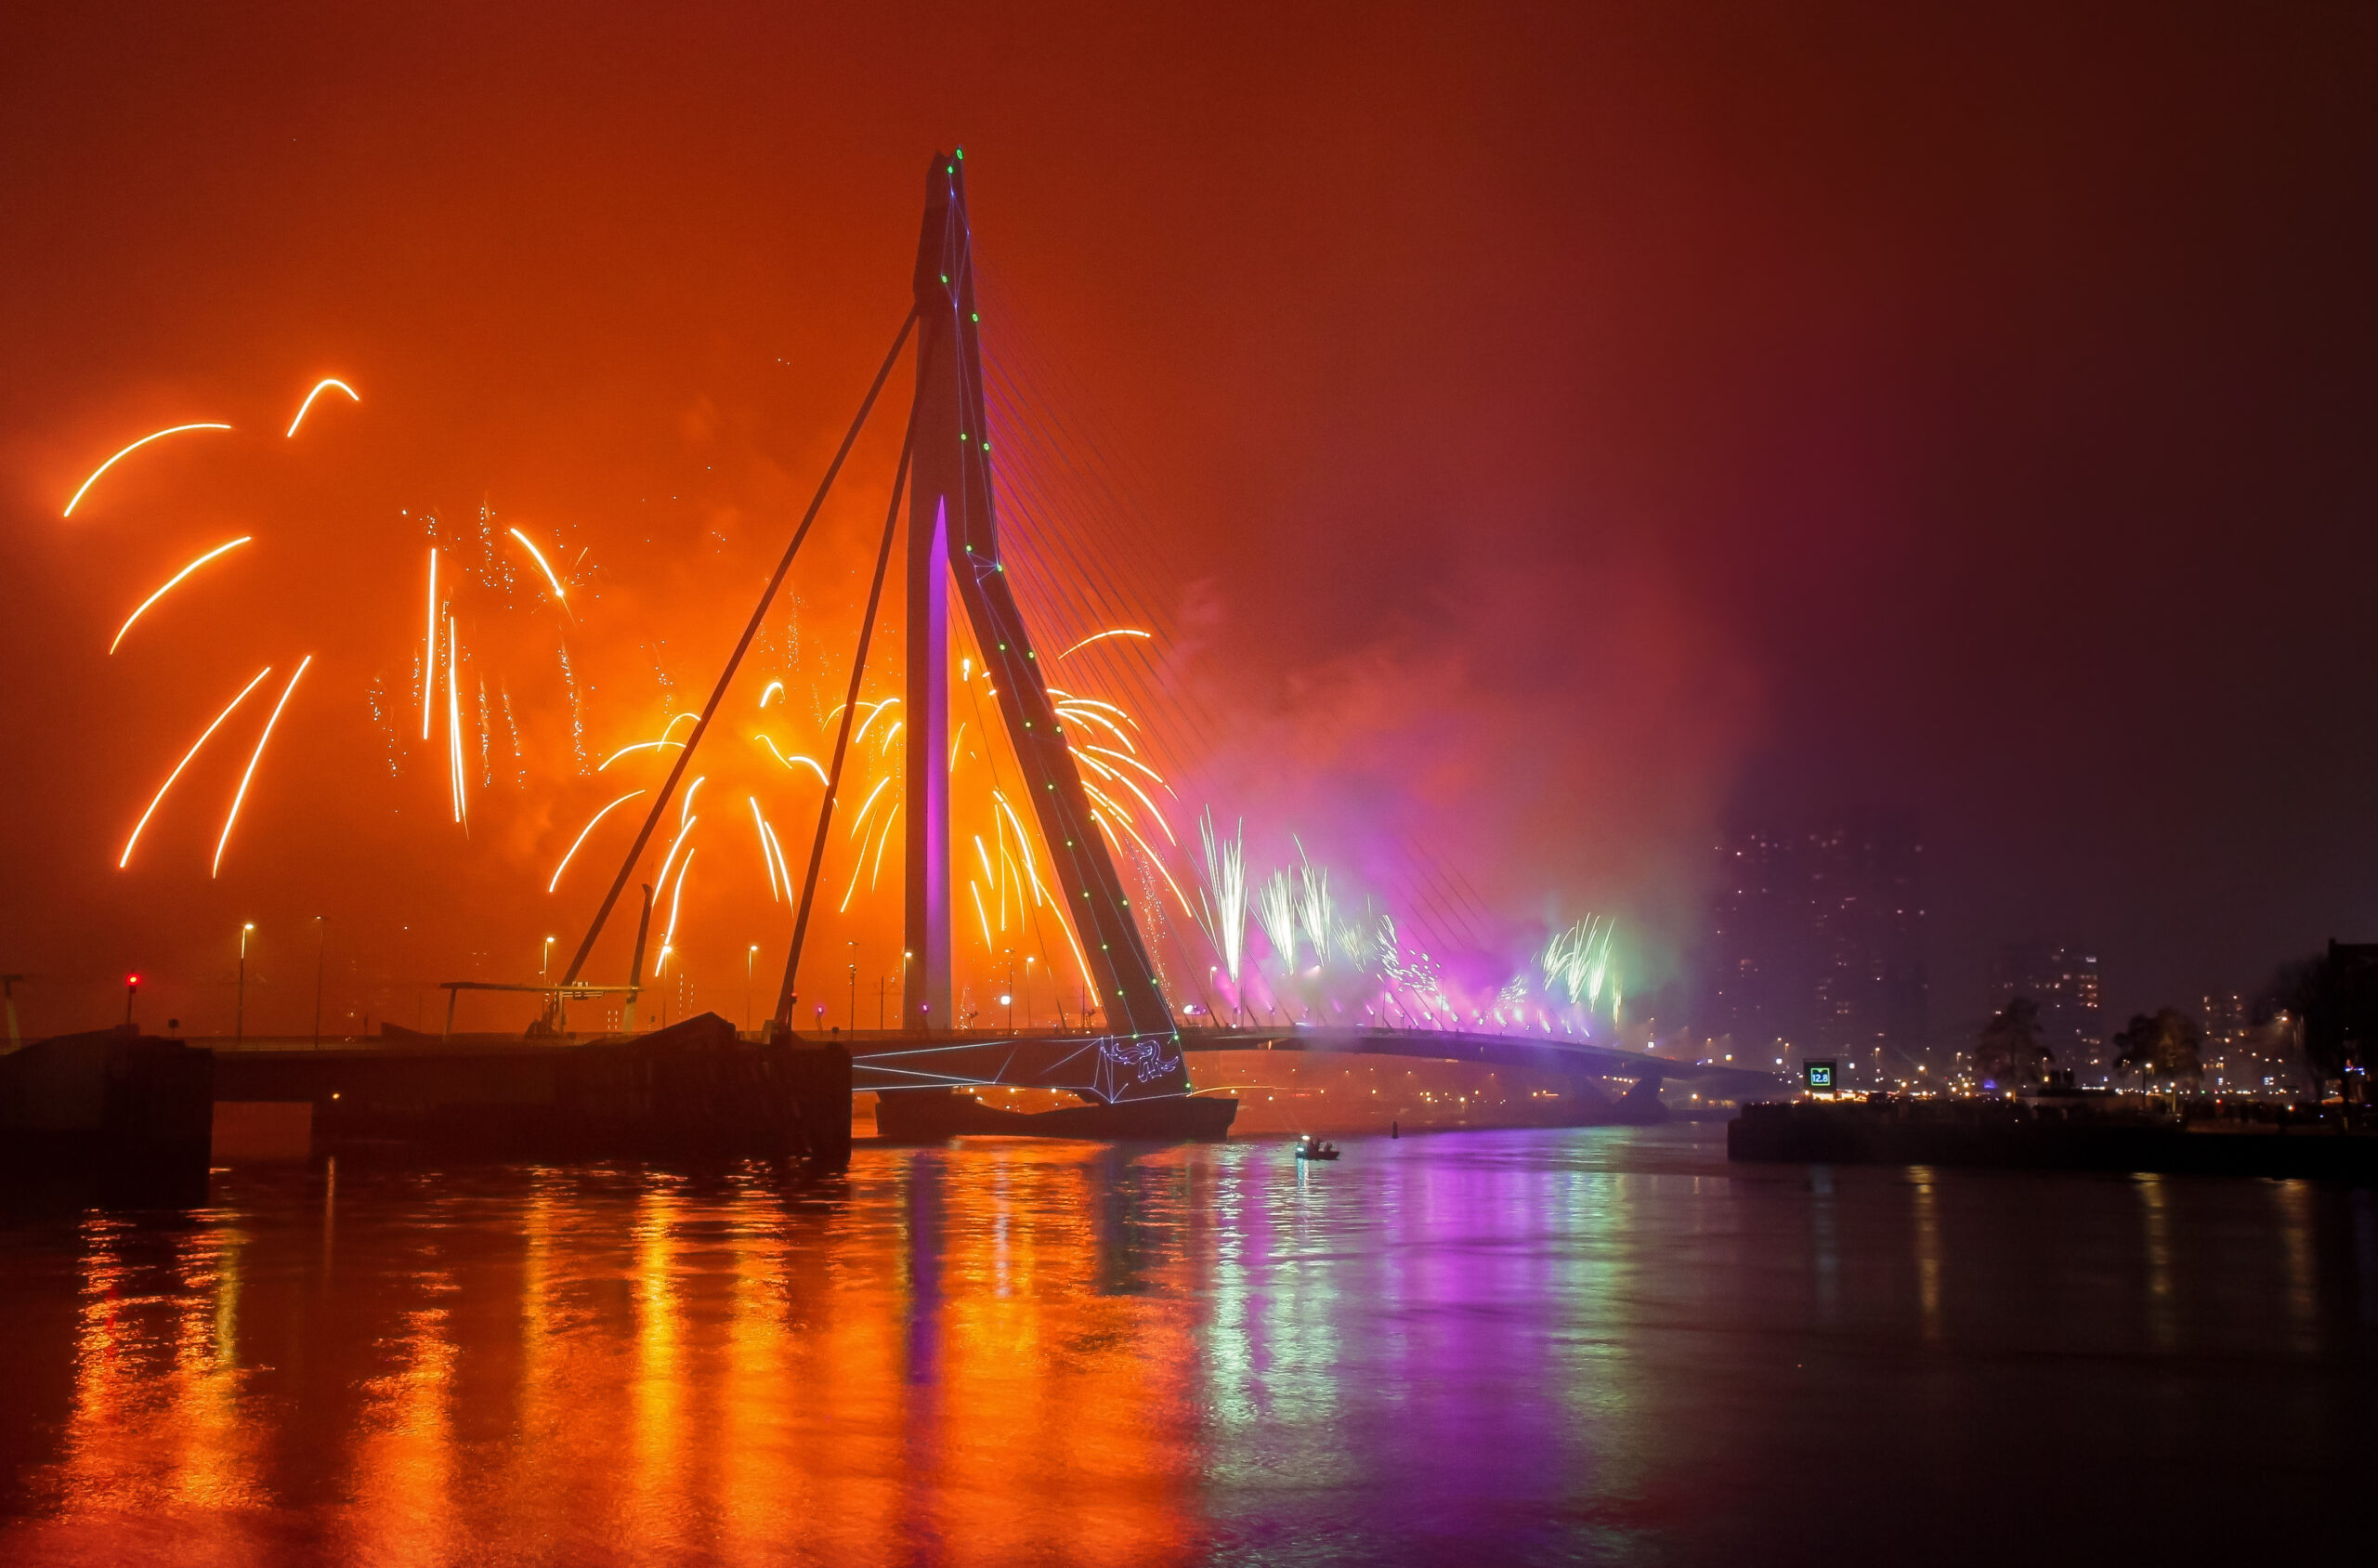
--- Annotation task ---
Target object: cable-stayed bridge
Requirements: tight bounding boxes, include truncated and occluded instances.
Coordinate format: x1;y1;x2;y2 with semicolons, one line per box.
546;151;1779;1129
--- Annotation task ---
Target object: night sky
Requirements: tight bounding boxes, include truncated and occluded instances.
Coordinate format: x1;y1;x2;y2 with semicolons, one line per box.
4;3;2375;1039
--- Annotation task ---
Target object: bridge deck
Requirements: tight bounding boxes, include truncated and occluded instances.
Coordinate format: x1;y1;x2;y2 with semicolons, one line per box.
843;1024;1779;1099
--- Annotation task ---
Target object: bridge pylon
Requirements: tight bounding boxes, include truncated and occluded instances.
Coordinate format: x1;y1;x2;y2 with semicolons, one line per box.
900;150;1184;1100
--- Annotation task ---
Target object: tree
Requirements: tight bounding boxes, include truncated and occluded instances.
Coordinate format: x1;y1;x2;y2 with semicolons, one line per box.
1973;996;2054;1090
2110;1008;2203;1090
2257;942;2378;1095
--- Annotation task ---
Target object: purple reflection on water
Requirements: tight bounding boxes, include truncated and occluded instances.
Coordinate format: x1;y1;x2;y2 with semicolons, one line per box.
0;1127;2371;1565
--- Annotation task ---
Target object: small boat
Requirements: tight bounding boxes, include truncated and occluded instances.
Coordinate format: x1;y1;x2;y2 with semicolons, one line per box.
1295;1135;1339;1161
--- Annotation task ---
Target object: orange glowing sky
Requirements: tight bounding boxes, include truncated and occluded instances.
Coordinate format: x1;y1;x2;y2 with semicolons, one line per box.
6;4;2377;1036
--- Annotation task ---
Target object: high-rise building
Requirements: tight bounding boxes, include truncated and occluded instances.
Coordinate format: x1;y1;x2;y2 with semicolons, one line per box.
2202;991;2298;1091
1705;814;1928;1077
1990;942;2104;1075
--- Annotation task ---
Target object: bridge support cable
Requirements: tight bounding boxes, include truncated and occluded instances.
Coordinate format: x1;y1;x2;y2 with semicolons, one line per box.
770;401;920;1038
904;151;1182;1096
558;308;919;989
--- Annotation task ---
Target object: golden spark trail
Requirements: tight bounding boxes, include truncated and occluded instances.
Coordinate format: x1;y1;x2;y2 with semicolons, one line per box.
548;791;645;892
119;666;273;869
871;804;899;889
1055;628;1153;660
422;548;438;740
1091;806;1197;919
1079;778;1136;827
1046;691;1136;724
1085;745;1172;793
658;848;695;966
987;787;1092;990
63;424;231;516
838;826;871;913
599;739;686;770
948;721;967;773
993;793;1047;907
680;775;705;826
653;814;698;893
109;536;251;653
845;776;892;841
852;698;899;745
506;528;571;614
758;681;785;708
283;378;359;438
971;881;992;948
446;615;466;827
764;820;790;895
751;796;782;901
1088;764;1175;841
211;656;311;877
755;735;831;784
1055;705;1137;751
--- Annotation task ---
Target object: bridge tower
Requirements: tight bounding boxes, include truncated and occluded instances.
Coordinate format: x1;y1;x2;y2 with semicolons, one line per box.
900;151;1184;1097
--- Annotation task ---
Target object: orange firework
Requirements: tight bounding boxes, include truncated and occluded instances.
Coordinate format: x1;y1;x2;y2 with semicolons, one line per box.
63;423;232;517
119;666;275;869
283;378;359;438
212;657;312;878
110;537;252;654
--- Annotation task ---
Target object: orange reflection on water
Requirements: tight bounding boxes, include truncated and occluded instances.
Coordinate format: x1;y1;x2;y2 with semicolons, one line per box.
7;1151;1208;1566
7;1129;2368;1565
57;1219;263;1518
901;1148;1200;1566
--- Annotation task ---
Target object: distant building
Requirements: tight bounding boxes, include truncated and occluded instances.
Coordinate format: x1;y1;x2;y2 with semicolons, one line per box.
2203;990;2298;1091
1705;814;1928;1079
1991;942;2103;1077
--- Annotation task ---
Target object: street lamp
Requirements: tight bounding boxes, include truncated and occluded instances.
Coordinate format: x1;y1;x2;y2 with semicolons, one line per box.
124;973;139;1027
542;935;556;977
847;940;856;1031
746;944;759;1031
236;923;255;1044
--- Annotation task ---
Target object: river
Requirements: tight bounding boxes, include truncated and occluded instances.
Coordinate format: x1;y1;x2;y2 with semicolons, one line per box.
2;1125;2371;1564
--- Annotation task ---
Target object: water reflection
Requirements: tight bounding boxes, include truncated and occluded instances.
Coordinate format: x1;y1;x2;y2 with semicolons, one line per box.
3;1130;2373;1564
1910;1166;1941;1344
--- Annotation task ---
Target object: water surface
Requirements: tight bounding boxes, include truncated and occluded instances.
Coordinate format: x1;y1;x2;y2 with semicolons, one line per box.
2;1126;2371;1564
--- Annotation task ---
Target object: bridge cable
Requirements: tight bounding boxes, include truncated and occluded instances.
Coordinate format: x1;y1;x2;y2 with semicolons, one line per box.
770;394;920;1036
559;307;919;988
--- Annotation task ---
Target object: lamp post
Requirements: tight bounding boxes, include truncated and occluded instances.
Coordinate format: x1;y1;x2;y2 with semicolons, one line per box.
1005;952;1015;1032
312;915;326;1048
236;923;255;1043
124;973;139;1027
846;940;856;1031
542;935;555;977
745;945;759;1032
